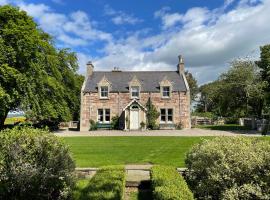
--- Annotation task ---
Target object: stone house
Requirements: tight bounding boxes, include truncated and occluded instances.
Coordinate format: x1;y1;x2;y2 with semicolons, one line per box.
80;55;191;131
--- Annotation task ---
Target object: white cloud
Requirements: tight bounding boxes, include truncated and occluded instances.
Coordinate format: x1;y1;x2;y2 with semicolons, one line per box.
3;0;270;84
16;2;112;47
155;6;210;29
77;53;93;74
104;5;142;25
0;0;10;5
94;0;270;84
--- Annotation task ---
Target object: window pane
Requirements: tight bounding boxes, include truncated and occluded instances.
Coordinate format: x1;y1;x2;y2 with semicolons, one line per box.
98;109;103;122
160;109;166;122
161;109;166;115
101;86;108;97
131;86;139;97
105;109;110;122
161;115;166;122
167;109;173;122
163;87;170;97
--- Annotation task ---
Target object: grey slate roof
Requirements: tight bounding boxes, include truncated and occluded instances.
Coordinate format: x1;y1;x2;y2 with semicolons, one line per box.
83;71;187;92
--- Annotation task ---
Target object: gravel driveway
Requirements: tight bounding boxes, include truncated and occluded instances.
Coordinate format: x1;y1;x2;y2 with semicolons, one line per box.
54;128;260;137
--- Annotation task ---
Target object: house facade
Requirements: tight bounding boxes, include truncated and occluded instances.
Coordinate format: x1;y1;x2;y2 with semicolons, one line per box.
80;55;191;131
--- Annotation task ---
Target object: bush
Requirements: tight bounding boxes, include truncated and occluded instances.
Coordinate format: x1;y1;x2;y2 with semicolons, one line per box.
81;166;125;200
175;122;183;130
151;165;194;200
224;117;239;124
146;98;160;130
0;127;75;200
89;119;97;131
185;137;270;200
192;112;214;119
111;116;120;130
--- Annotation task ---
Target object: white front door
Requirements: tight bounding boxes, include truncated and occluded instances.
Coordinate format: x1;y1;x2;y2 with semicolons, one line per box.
130;110;139;130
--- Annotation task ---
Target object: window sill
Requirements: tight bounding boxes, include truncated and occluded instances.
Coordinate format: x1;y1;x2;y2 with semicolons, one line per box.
100;97;109;100
130;97;140;100
161;97;171;100
160;121;174;124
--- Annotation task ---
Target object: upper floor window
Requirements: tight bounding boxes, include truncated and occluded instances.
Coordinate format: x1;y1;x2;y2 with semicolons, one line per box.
131;86;140;98
100;86;109;98
160;108;173;123
162;86;170;98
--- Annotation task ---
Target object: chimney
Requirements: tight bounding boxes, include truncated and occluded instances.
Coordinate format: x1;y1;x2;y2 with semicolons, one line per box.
86;61;94;76
178;55;185;74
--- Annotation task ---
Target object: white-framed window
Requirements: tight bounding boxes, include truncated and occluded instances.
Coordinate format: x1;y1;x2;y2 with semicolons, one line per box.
100;86;109;98
97;109;110;123
160;108;173;123
162;86;170;97
131;86;140;98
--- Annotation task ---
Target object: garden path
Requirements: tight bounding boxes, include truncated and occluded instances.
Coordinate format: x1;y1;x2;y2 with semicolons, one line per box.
55;128;260;137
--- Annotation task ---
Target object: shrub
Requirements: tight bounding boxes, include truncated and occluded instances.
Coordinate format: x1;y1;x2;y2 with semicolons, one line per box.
81;166;125;200
151;165;194;200
0;127;75;200
89;119;97;131
111;115;120;130
191;112;214;119
146;98;160;130
185;137;270;200
175;122;183;130
224;117;239;124
140;121;146;129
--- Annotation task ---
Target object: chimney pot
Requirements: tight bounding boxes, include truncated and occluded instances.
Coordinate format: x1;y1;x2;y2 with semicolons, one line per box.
178;55;185;74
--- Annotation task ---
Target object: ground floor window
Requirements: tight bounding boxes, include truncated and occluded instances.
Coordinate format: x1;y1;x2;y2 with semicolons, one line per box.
160;108;173;123
97;109;110;123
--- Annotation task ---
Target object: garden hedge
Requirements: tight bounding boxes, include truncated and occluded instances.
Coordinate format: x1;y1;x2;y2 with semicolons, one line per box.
82;166;126;200
0;127;75;200
185;137;270;200
151;165;194;200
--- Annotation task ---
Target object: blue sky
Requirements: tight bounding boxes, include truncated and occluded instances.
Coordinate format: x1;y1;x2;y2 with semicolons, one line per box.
1;0;270;84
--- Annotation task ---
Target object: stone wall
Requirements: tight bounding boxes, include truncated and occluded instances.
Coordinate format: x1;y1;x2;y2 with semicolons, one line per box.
80;91;190;131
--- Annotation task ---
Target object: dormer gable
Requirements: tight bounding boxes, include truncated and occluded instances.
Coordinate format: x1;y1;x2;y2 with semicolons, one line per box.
129;76;141;99
129;75;141;87
97;76;111;99
159;76;173;98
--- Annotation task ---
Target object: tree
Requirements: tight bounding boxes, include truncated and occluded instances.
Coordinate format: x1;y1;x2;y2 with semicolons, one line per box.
196;80;222;114
257;44;270;113
146;98;160;129
196;59;266;117
0;5;83;129
185;71;199;102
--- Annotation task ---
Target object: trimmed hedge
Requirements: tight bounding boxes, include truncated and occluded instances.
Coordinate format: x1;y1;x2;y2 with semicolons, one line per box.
185;137;270;200
82;166;125;200
151;165;194;200
0;127;75;200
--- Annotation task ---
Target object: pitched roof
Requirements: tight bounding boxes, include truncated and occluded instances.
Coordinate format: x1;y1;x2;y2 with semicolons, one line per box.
83;71;187;92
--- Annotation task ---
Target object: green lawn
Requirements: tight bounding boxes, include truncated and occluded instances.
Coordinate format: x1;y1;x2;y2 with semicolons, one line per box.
63;136;210;167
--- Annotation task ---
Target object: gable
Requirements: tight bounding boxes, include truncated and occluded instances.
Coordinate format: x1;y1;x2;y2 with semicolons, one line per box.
83;71;187;93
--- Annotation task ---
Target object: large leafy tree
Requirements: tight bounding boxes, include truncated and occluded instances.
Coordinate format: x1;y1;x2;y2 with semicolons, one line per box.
196;60;266;117
257;44;270;114
0;5;83;129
